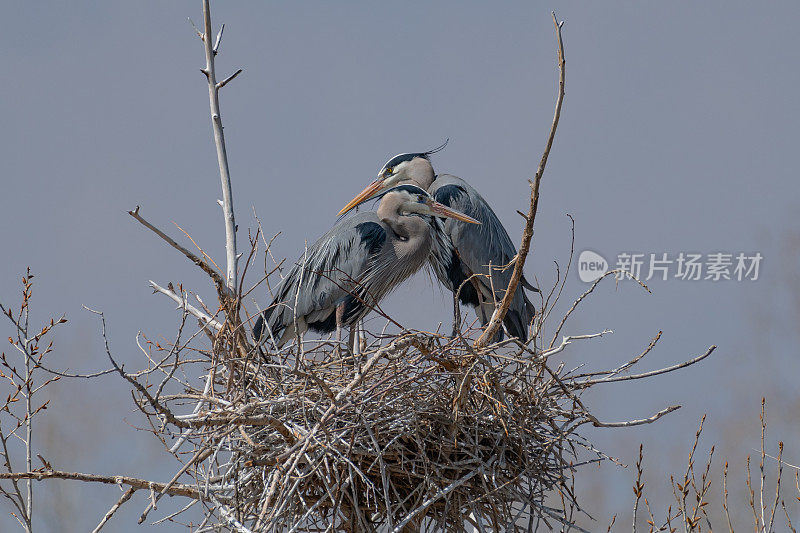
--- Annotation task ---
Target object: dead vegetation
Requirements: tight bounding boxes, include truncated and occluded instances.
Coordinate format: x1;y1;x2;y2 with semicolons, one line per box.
627;400;799;533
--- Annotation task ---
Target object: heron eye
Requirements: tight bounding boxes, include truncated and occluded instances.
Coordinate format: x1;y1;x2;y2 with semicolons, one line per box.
384;167;393;175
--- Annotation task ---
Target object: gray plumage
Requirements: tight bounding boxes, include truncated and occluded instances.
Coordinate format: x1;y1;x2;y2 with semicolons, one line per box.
429;174;537;341
253;185;461;348
365;152;539;341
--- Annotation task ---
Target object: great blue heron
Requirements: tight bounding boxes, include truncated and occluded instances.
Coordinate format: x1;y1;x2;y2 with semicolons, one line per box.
253;184;479;349
338;148;539;342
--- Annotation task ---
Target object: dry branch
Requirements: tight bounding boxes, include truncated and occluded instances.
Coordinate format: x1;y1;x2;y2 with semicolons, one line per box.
92;487;135;533
149;280;223;331
0;470;211;500
477;11;565;347
631;401;799;532
128;206;226;293
576;344;717;387
200;0;239;293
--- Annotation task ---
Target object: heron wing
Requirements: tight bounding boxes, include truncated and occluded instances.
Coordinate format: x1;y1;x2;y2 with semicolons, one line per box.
253;213;386;341
431;175;536;340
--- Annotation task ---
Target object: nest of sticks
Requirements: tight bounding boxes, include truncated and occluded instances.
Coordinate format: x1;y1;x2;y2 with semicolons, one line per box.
156;337;578;530
130;257;713;533
226;333;586;531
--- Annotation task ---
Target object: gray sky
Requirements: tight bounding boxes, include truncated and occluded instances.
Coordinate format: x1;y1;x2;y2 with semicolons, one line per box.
2;1;799;530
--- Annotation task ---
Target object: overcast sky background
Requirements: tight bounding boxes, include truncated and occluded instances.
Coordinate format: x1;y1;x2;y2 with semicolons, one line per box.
2;2;799;530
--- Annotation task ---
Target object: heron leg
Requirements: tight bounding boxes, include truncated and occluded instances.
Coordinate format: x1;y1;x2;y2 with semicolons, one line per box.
335;303;345;358
347;327;356;359
451;292;461;338
357;320;365;354
347;321;365;370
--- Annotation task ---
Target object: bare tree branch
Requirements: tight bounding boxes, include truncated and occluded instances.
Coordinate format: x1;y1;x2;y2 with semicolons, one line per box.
128;206;226;292
92;487;135;533
137;447;214;524
0;470;213;501
149;280;223;331
576;345;717;387
217;68;243;90
201;0;239;293
587;405;681;428
476;11;566;347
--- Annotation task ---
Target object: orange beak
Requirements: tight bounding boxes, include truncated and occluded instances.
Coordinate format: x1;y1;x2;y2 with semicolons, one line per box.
337;179;385;216
428;200;481;224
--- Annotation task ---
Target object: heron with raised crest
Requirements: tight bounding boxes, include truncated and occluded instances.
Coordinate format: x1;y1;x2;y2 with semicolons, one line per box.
338;144;539;342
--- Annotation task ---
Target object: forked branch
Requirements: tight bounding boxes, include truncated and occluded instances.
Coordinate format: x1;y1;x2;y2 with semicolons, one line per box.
200;0;240;294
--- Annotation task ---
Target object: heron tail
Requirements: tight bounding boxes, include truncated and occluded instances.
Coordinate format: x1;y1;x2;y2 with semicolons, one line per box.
252;312;267;343
503;310;528;343
521;274;540;293
503;290;536;343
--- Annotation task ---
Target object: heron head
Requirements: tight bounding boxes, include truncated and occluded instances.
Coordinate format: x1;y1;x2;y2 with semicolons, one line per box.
380;184;480;225
337;141;448;216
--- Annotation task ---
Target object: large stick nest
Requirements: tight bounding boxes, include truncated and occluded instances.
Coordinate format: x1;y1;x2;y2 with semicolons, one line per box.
135;251;706;533
243;335;587;531
149;317;619;532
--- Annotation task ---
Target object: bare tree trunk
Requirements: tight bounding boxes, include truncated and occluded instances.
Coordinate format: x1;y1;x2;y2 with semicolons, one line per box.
200;0;242;293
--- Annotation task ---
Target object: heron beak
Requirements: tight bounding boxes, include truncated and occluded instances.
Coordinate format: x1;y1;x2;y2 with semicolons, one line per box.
337;179;385;216
429;201;481;224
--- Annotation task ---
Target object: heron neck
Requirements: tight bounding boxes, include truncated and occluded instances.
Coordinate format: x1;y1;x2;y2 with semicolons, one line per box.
403;158;436;190
378;209;432;264
392;217;431;262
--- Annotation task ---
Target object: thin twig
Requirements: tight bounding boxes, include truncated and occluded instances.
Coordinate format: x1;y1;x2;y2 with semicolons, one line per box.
576;345;716;387
92;487;135;533
633;444;644;532
149;281;222;331
588;405;680;428
129;206;227;292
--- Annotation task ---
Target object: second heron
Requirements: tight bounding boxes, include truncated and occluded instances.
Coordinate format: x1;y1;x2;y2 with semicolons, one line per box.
339;147;539;342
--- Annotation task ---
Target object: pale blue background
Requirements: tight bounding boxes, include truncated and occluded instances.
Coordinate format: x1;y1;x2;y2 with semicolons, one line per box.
2;2;799;530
